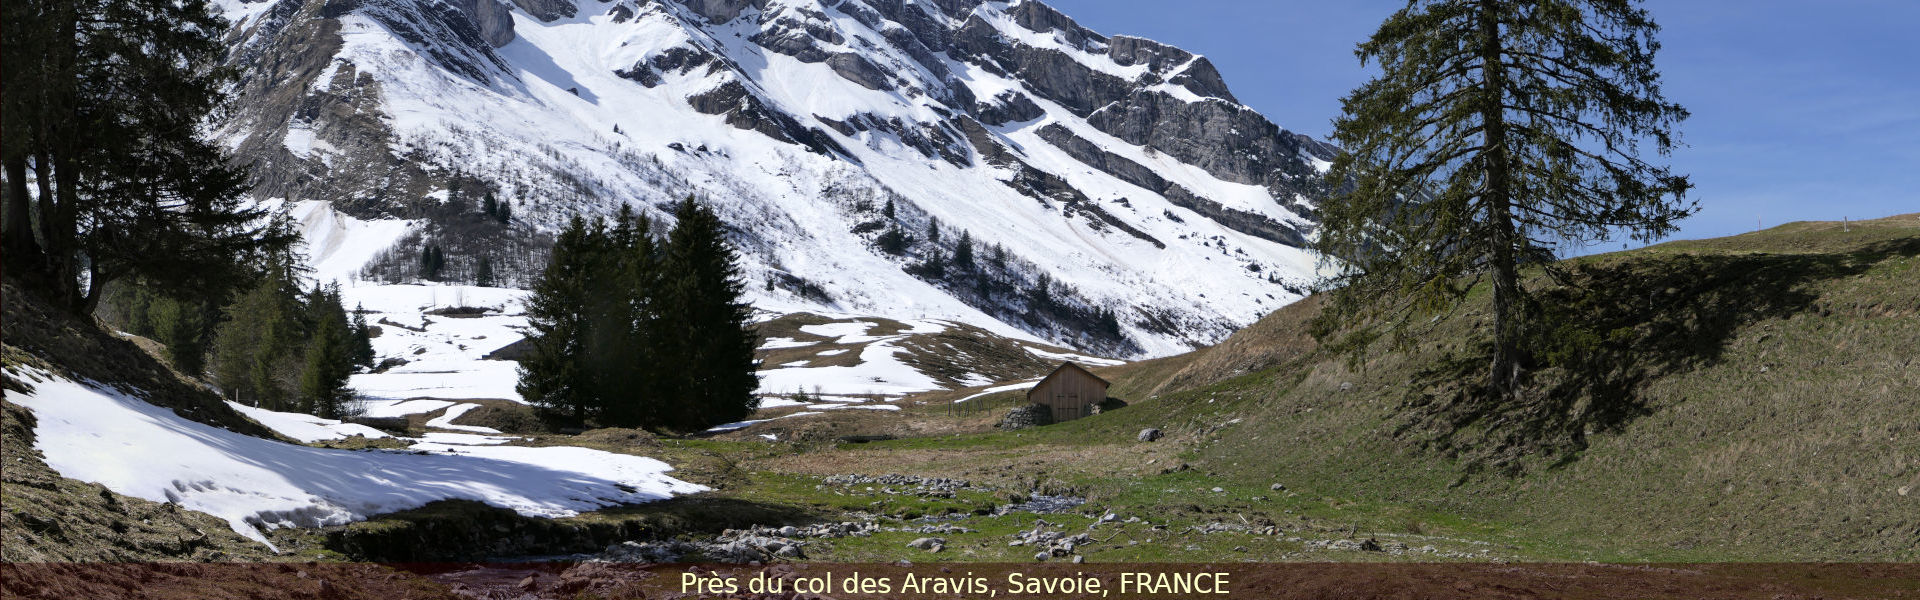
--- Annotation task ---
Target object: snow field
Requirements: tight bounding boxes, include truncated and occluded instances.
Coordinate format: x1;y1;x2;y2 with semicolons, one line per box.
12;370;706;549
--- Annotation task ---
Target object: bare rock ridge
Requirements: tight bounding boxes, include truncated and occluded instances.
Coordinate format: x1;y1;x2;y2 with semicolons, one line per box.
211;0;1339;357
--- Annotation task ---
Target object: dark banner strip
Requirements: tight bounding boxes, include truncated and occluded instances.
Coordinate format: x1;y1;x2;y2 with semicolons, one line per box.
4;562;1917;599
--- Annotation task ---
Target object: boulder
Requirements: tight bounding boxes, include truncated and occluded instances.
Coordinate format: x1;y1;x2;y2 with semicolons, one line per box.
1137;428;1162;442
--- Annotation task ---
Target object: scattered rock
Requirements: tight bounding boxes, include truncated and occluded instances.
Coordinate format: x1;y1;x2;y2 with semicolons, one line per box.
1137;428;1162;442
1270;483;1286;491
906;537;945;551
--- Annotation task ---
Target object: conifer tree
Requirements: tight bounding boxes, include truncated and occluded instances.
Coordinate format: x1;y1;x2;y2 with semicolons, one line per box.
953;230;975;271
657;197;760;431
475;254;496;287
418;244;446;281
518;217;603;426
2;0;294;314
1317;0;1691;399
151;296;210;376
926;216;941;244
349;307;376;368
298;305;353;418
603;208;666;428
875;226;910;255
209;269;305;408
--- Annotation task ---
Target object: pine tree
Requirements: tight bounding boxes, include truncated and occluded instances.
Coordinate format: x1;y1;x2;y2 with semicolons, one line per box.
1317;0;1691;399
881;198;896;220
496;200;513;224
953;230;975;271
657;196;760;432
926;216;941;244
474;254;496;287
482;193;499;220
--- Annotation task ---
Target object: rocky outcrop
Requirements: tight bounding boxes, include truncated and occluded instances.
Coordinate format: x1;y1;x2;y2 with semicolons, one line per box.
684;0;763;24
827;53;892;91
508;0;575;21
451;0;515;48
975;90;1045;126
688;80;852;158
1037;123;1306;246
948;16;1133;117
1089;90;1332;206
1008;0;1103;50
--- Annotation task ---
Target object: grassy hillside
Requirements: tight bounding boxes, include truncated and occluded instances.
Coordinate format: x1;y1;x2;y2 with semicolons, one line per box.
733;213;1916;563
1090;212;1920;560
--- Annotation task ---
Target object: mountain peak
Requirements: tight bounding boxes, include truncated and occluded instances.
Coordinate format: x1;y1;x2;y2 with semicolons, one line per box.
213;0;1336;357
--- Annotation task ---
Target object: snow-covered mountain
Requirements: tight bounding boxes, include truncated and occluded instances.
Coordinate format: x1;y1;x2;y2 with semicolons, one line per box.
210;0;1338;357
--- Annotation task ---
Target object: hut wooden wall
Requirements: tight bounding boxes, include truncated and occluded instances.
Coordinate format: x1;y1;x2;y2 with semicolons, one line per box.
1029;368;1108;422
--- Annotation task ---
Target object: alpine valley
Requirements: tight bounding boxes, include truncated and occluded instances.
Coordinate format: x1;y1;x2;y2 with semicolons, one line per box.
210;0;1339;358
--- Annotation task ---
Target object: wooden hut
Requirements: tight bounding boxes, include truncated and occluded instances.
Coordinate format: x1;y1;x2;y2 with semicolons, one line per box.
1027;362;1109;423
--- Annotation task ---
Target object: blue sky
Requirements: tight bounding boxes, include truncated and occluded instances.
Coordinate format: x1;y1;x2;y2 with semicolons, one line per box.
1042;0;1918;249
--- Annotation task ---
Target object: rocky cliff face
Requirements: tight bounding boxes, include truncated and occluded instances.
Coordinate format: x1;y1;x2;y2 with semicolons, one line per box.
209;0;1336;357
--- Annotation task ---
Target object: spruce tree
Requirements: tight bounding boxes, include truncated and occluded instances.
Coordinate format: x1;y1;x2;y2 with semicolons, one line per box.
953;230;975;271
926;216;941;244
349;307;376;368
517;217;604;426
151;296;210;376
1317;0;1691;399
603;209;666;428
298;306;353;418
475;254;496;287
418;244;446;281
657;197;760;431
3;0;294;314
875;226;909;255
209;269;305;408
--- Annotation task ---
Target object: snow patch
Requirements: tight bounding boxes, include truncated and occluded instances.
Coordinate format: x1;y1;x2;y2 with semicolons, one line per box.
13;371;704;547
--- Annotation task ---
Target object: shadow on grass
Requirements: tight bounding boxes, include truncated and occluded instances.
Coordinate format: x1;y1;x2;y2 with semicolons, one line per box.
1398;236;1920;474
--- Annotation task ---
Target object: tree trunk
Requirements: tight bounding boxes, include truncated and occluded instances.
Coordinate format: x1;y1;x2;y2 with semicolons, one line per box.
3;157;44;276
1479;0;1523;400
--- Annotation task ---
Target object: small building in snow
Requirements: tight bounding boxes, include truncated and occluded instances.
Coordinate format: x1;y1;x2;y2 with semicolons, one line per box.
1027;362;1110;423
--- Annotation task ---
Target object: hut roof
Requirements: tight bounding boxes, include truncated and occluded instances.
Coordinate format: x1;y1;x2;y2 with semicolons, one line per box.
1026;361;1109;399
